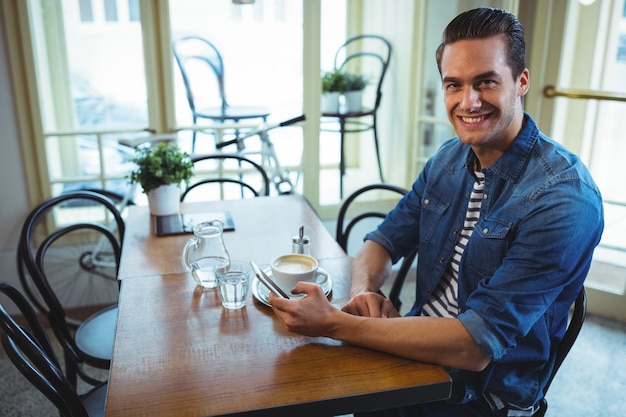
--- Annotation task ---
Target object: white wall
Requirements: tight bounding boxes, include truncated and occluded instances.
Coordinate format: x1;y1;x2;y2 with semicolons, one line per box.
0;10;31;305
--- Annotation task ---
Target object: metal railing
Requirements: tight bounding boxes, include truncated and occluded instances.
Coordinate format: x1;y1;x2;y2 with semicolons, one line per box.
543;85;626;103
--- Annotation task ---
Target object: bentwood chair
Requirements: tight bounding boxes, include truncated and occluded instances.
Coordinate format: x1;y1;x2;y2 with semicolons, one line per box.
173;35;271;152
18;191;124;388
181;153;271;201
321;35;392;198
336;183;417;311
535;286;587;417
0;280;107;417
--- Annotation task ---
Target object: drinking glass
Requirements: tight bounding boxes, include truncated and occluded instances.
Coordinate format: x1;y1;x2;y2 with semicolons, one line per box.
217;260;252;309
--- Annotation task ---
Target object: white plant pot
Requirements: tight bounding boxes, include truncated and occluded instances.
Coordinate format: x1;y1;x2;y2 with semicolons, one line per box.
147;183;180;216
321;92;340;113
343;90;363;113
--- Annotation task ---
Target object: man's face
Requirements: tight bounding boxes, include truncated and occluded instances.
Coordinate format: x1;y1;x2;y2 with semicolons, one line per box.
440;35;529;160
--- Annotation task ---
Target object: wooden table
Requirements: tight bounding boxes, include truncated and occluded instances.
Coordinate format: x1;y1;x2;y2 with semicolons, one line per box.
118;195;345;279
106;196;452;416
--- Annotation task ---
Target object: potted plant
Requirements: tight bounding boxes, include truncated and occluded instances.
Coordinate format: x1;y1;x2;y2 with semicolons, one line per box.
321;69;345;113
342;72;368;113
128;142;194;215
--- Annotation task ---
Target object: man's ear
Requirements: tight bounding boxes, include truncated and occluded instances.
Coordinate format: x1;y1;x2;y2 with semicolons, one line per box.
518;68;530;97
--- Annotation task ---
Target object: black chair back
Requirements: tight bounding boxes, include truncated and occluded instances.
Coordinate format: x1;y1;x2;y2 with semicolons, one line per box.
334;34;392;112
18;190;123;386
18;191;123;321
172;35;270;152
336;183;416;311
536;287;587;416
173;35;228;117
182;153;271;201
0;280;92;417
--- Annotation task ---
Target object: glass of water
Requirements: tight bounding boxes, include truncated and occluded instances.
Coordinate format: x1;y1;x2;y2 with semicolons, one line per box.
216;260;252;309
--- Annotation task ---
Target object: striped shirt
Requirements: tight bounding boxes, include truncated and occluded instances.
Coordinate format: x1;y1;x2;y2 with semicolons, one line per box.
421;171;484;318
420;171;537;416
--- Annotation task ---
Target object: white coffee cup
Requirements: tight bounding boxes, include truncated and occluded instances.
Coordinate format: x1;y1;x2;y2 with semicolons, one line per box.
270;254;328;295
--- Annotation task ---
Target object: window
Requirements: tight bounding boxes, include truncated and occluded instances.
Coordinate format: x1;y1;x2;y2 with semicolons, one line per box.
20;0;348;206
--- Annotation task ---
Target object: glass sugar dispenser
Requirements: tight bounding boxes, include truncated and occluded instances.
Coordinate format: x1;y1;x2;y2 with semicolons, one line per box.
292;225;311;256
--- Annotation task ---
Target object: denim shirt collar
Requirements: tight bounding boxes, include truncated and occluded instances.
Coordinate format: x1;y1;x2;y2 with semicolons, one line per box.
467;114;539;183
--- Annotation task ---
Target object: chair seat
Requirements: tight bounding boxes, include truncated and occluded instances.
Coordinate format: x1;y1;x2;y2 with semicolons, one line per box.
82;382;108;417
320;117;376;135
321;106;376;118
75;304;117;363
197;105;270;121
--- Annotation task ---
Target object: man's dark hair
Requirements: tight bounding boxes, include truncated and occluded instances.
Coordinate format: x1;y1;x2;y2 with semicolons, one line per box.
435;7;526;79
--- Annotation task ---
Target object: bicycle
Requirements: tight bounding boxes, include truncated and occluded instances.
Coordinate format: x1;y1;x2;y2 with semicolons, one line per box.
214;114;306;195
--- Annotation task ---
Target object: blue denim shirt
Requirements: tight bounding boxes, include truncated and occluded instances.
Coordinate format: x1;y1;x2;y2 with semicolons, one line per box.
366;115;603;408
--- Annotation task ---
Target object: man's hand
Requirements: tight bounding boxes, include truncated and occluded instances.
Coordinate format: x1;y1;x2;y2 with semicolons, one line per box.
269;282;339;337
342;291;400;318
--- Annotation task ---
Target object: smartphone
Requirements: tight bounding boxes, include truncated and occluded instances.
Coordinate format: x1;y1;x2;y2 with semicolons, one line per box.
250;261;290;299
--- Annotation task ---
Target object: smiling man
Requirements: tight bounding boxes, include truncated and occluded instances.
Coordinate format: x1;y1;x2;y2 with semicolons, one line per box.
269;7;604;417
440;34;528;168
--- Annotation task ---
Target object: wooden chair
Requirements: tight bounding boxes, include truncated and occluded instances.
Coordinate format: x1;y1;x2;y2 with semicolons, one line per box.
172;35;270;152
336;183;416;311
0;280;107;417
321;35;392;198
181;153;271;201
18;191;123;388
535;286;587;416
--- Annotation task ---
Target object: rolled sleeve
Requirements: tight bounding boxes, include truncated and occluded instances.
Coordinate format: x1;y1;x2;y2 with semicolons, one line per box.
364;229;402;263
458;309;506;360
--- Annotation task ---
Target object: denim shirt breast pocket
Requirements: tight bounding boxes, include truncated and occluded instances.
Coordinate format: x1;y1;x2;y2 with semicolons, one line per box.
463;218;512;281
419;188;450;245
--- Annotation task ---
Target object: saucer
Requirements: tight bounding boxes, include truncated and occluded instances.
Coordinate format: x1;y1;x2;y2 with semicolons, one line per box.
252;267;333;307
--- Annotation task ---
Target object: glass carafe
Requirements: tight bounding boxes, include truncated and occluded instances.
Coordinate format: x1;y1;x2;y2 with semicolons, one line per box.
182;220;230;289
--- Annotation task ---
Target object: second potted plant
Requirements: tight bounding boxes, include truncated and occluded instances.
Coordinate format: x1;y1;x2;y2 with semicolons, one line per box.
342;72;368;113
321;69;345;113
128;142;194;215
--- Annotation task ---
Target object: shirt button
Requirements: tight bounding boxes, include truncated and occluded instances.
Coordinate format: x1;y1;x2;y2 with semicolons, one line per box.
423;199;430;205
466;394;473;400
483;194;488;199
483;228;489;234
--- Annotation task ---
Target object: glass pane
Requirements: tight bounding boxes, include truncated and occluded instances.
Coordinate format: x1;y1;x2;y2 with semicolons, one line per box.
45;132;138;199
588;2;626;264
170;0;304;151
589;4;626;204
170;0;346;201
170;0;315;198
30;0;149;198
61;0;148;130
546;1;626;301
